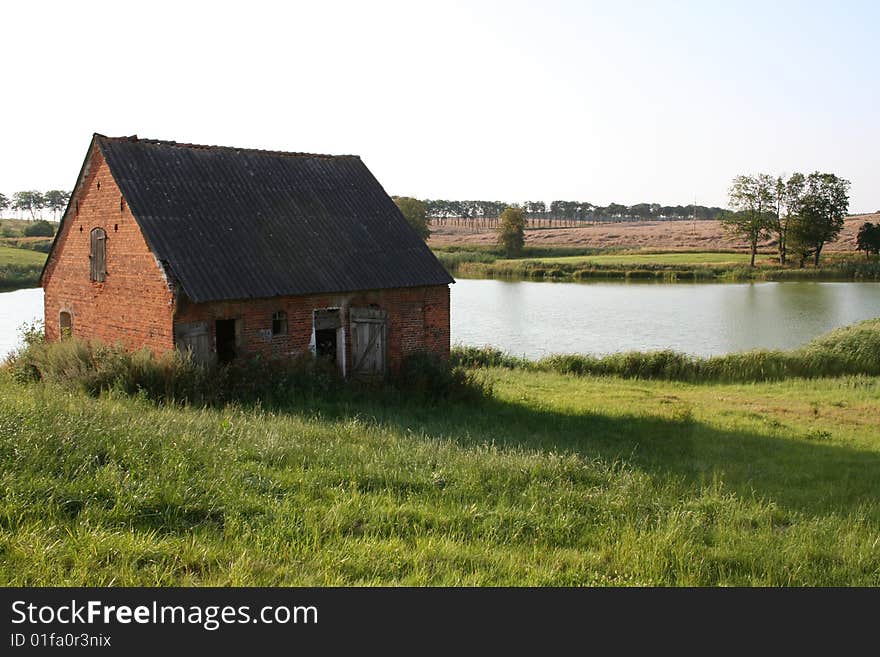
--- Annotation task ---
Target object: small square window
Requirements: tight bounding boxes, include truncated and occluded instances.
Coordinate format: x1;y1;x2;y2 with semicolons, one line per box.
272;311;287;336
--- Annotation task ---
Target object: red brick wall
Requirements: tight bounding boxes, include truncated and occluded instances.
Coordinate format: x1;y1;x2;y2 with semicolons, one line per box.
42;145;175;351
174;284;450;374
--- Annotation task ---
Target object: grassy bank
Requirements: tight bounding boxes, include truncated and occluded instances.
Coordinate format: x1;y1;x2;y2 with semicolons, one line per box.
433;247;880;282
1;366;878;586
0;245;47;290
453;318;880;383
1;321;880;585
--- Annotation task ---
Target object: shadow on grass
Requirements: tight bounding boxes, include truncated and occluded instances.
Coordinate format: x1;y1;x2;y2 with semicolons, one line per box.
307;394;880;519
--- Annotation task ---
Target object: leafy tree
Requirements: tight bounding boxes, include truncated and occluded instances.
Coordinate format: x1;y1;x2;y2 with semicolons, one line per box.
605;202;628;218
12;190;45;220
549;200;579;219
856;222;880;257
788;172;850;266
497;206;526;256
392;196;430;240
23;219;55;237
524;201;546;215
769;173;805;265
786;227;815;268
0;192;9;215
43;190;71;220
722;174;776;266
476;200;503;218
578;202;596;218
630;203;655;219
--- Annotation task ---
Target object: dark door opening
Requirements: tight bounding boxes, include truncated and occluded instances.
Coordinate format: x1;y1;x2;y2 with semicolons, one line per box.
315;328;337;361
216;319;237;363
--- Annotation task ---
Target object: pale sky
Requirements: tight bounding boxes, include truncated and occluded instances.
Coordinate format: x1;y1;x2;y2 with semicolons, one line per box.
2;0;878;212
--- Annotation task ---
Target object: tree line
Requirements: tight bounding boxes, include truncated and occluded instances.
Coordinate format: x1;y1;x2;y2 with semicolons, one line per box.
422;199;726;222
722;172;850;267
0;190;71;221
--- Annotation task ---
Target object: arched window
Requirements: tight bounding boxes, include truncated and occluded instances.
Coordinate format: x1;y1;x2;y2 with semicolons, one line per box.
59;311;72;339
272;310;287;336
89;227;107;282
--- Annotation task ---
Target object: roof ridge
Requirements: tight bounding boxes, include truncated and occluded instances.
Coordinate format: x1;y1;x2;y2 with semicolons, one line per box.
93;133;359;160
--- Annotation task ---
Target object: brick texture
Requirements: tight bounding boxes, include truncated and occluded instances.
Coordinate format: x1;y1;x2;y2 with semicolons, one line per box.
42;146;175;352
175;285;450;374
43;145;451;372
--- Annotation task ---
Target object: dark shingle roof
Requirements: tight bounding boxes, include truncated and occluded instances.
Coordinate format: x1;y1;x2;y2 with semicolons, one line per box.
95;134;452;303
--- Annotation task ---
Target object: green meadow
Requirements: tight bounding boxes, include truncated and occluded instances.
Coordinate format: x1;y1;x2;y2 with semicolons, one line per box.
0;245;46;290
2;320;879;585
500;251;758;266
432;246;880;282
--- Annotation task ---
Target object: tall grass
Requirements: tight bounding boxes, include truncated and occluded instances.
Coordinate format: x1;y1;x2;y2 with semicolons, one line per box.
6;326;490;407
452;318;880;383
0;237;54;253
440;253;880;283
2;350;879;585
0;263;43;290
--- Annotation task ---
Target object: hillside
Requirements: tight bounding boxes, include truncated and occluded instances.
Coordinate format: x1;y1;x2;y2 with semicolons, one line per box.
428;214;878;252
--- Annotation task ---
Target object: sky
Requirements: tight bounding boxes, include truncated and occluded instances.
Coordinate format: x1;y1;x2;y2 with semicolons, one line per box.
1;0;878;212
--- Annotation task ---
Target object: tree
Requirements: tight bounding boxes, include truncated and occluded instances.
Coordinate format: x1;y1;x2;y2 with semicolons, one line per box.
391;196;430;240
856;222;880;258
497;206;525;257
23;219;55;237
12;190;45;220
0;192;9;216
43;190;71;220
788;172;850;266
605;202;628;218
524;201;546;215
630;203;654;219
722;174;776;266
768;173;805;265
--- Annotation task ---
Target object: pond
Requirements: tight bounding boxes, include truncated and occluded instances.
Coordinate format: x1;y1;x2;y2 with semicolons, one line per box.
1;287;43;358
2;280;880;360
450;279;880;359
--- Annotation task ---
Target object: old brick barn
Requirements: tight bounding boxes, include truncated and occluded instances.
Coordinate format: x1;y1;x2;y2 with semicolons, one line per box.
41;134;453;378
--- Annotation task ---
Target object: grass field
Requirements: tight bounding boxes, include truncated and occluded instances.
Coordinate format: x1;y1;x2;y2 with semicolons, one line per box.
0;245;48;267
500;251;760;266
2;360;879;585
434;246;880;282
0;245;47;290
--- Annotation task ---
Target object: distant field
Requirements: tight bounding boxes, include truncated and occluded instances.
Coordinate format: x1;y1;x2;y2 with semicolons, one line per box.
0;245;47;267
0;246;46;290
428;214;877;252
501;251;760;267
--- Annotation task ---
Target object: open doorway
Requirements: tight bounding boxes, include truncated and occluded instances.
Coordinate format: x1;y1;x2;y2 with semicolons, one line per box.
313;308;343;371
315;327;337;359
215;319;237;363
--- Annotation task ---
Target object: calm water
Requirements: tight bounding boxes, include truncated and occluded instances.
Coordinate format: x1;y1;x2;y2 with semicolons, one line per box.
450;279;880;358
1;288;43;358
2;281;880;359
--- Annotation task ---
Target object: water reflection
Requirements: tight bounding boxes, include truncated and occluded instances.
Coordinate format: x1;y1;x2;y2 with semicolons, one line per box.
0;288;43;358
451;279;880;358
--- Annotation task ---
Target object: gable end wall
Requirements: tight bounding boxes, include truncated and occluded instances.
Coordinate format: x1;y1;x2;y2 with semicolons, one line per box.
42;146;175;352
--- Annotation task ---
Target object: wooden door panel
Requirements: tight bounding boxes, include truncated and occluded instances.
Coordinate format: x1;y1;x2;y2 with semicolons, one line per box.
350;307;387;379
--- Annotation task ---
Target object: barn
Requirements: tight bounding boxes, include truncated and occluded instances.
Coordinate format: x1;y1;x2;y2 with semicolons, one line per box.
41;134;453;378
